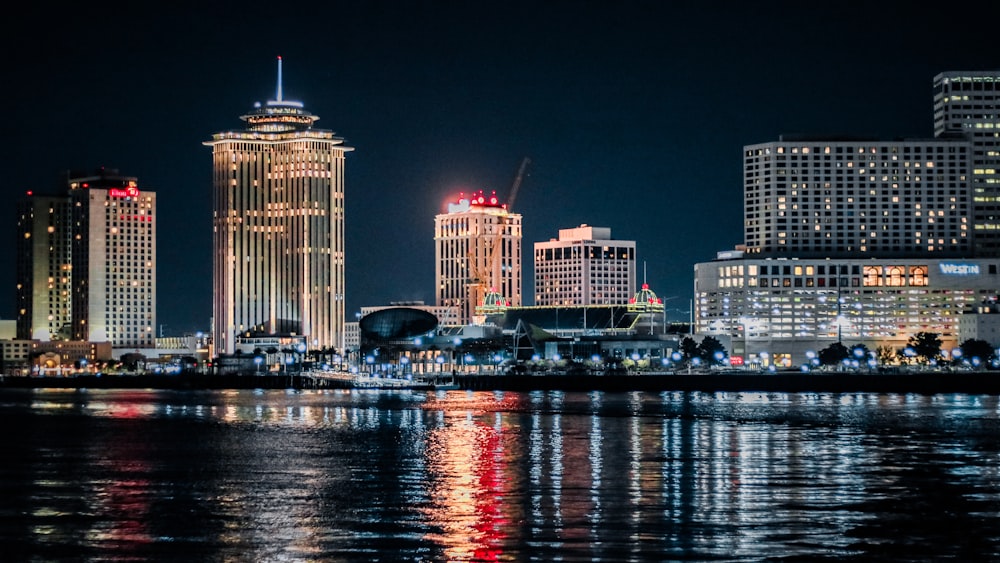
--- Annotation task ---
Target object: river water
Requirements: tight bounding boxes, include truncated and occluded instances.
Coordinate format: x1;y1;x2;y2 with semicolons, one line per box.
2;387;1000;562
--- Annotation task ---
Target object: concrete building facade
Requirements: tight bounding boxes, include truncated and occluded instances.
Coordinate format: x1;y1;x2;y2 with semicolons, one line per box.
434;190;522;325
534;224;636;307
696;70;1000;367
15;168;157;349
934;71;1000;257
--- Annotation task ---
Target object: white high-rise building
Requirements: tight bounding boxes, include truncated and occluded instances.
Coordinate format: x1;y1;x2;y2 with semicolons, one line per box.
205;58;353;356
16;168;157;349
934;71;1000;257
743;137;972;258
435;190;522;325
534;224;636;306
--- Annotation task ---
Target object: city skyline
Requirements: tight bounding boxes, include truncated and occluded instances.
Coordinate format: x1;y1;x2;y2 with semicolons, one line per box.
3;2;996;335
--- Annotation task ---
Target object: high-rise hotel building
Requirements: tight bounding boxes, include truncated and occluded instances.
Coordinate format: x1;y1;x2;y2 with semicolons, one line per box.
534;224;636;306
435;190;522;325
16;168;157;349
934;71;1000;257
205;58;352;356
694;121;1000;366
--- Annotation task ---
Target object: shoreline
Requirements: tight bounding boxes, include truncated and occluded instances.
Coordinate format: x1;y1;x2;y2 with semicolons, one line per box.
4;371;1000;395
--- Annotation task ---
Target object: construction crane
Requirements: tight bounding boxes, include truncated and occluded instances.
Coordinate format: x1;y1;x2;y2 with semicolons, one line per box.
468;157;531;317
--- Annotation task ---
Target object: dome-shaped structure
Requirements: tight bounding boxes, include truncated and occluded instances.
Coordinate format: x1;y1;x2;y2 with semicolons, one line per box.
475;287;509;316
359;307;439;341
628;283;664;313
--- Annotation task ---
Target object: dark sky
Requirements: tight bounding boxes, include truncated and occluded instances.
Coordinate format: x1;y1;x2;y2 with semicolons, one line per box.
2;1;996;335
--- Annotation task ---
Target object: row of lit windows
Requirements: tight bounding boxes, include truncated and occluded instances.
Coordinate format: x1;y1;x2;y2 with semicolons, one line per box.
748;144;966;156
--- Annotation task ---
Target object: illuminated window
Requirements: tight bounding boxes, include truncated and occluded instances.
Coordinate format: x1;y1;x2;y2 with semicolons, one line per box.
908;266;928;286
863;266;883;287
886;266;905;287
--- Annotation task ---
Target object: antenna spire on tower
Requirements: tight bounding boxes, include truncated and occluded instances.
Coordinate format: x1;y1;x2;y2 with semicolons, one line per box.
276;56;283;102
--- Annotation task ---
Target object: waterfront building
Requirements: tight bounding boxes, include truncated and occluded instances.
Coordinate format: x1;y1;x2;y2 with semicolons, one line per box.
435;190;522;325
695;253;1000;366
360;301;461;328
695;70;1000;367
958;295;1000;350
534;224;636;307
16;168;157;349
204;57;353;356
16;193;73;341
934;71;1000;257
743;137;972;259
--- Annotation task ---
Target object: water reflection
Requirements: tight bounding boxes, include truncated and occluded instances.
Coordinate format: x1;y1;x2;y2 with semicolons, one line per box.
3;388;1000;561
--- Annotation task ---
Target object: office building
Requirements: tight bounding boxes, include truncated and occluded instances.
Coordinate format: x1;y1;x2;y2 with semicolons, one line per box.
934;71;1000;257
205;57;353;356
534;224;636;306
16;168;157;349
435;190;522;325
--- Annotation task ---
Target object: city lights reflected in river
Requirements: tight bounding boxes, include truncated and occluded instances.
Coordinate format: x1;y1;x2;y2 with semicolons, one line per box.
3;388;1000;560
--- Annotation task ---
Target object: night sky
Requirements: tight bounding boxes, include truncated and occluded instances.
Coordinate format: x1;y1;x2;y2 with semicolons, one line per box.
2;1;996;336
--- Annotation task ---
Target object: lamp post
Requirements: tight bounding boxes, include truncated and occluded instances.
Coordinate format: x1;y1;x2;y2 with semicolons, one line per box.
296;343;307;372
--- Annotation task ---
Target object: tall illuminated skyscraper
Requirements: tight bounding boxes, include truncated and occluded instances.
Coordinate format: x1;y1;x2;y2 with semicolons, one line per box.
435;190;522;325
934;71;1000;257
205;58;353;356
16;168;157;349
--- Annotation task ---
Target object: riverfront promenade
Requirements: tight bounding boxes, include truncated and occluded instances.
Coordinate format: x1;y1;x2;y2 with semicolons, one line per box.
5;370;1000;395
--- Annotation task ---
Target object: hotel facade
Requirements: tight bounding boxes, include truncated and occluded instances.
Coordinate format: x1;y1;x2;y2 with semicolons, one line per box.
205;58;352;356
435;190;522;325
16;168;157;350
695;70;1000;367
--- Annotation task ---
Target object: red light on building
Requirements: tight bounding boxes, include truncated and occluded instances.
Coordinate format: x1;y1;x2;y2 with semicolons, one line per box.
108;187;140;199
730;356;744;366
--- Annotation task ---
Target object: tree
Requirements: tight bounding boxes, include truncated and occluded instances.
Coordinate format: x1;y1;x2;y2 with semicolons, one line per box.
908;332;942;364
959;338;996;366
876;345;896;366
818;342;849;367
697;336;727;364
679;337;699;362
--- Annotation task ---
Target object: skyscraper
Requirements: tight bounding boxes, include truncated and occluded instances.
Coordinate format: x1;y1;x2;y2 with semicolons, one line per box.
934;71;1000;257
16;168;157;349
16;193;73;341
435;190;522;325
205;58;352;356
534;224;636;306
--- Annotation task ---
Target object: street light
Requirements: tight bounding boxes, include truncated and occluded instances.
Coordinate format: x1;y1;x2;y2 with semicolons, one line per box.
254;356;263;375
